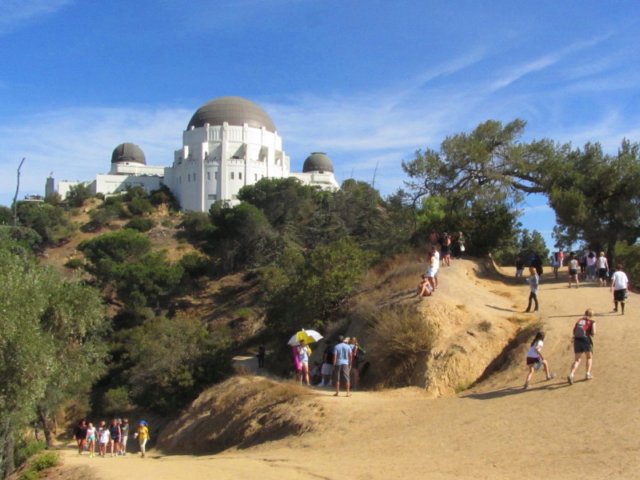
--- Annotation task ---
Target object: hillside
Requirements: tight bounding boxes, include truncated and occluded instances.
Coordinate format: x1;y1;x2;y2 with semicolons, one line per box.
56;258;640;479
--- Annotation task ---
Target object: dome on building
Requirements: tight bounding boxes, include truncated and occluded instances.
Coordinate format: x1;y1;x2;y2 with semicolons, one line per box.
187;96;277;132
111;143;146;164
303;152;334;173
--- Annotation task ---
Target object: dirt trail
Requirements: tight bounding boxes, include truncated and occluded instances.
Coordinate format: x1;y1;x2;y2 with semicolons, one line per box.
59;260;640;479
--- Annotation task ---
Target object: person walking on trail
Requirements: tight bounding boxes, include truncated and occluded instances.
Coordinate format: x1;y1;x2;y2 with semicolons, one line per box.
596;251;609;287
568;309;596;384
568;253;580;288
135;420;150;457
525;266;539;312
611;264;629;315
523;331;555;389
333;336;352;397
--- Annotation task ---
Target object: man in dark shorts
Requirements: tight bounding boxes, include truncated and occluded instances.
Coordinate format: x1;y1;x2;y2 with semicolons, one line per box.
568;309;596;384
332;336;352;397
610;264;629;315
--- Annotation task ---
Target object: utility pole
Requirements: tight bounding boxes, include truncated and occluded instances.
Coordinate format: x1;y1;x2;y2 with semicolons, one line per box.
13;157;26;227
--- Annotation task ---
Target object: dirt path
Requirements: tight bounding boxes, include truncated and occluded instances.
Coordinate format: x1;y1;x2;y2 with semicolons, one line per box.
59;260;640;479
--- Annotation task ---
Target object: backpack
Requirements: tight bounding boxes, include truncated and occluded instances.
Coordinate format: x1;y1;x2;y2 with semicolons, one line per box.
574;318;592;338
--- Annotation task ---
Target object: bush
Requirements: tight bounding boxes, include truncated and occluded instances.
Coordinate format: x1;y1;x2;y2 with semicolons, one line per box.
64;258;84;270
125;217;156;232
103;386;134;415
179;252;210;278
14;438;45;468
30;452;59;471
366;303;437;387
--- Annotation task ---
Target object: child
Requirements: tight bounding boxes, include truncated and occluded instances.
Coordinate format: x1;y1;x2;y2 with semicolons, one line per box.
135;420;150;458
85;422;96;458
417;274;433;298
98;421;110;457
568;253;580;288
524;266;539;312
523;331;555;389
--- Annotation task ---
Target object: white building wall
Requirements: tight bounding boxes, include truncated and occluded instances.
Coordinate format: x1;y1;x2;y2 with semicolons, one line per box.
167;122;290;211
94;174;162;196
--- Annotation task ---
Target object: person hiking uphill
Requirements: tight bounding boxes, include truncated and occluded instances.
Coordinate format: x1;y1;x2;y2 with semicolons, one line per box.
568;309;596;384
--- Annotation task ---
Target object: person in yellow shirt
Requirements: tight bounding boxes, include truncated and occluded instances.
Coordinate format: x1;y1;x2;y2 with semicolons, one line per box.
134;420;150;457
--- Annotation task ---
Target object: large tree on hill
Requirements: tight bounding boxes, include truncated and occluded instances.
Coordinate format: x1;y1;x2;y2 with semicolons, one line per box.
402;119;640;257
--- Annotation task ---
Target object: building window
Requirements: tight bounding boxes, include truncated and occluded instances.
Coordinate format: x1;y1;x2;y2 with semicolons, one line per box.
207;172;210;181
193;173;196;182
239;172;242;180
208;194;216;200
254;174;258;181
230;172;235;180
178;176;181;184
187;173;190;182
215;172;218;180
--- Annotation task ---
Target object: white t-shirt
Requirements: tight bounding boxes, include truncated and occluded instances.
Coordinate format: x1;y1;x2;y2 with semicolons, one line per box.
569;259;579;270
596;255;608;269
611;271;629;290
526;340;543;359
99;428;111;444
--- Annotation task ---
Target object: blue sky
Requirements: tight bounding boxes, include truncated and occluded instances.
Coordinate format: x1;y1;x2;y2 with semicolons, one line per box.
1;0;639;249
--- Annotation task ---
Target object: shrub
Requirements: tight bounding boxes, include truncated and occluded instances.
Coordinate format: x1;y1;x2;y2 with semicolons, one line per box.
125;217;156;232
179;252;210;278
366;303;437;387
30;452;59;471
14;439;45;468
103;386;134;415
64;258;84;270
128;197;154;216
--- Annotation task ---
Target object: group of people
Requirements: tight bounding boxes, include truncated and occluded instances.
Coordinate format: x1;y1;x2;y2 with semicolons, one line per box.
550;250;616;287
523;308;596;389
291;336;364;397
73;418;150;458
522;250;630;315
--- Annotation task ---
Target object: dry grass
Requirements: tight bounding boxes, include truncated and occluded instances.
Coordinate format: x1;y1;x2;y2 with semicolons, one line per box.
364;303;438;388
156;376;321;455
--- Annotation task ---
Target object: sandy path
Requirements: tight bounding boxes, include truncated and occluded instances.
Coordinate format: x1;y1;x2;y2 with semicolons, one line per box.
60;261;640;479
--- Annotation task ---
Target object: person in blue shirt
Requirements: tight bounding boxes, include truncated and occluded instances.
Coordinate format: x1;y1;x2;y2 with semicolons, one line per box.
333;336;353;397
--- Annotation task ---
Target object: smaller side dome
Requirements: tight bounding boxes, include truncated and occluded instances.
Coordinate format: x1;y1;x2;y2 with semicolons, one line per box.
111;143;146;165
303;152;334;173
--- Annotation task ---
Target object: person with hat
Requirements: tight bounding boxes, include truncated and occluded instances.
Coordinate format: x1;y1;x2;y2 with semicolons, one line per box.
135;420;150;457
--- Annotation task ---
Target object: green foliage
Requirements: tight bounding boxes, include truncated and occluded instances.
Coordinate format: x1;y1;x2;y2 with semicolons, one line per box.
82;207;116;232
0;206;12;225
0;248;107;477
209;203;278;272
64;258;84;269
493;228;549;266
179;212;214;244
150;185;180;210
265;238;370;336
79;229;151;278
28;452;59;471
179;252;211;278
125;217;156;232
65;183;92;208
15;202;76;247
13;439;45;470
122;315;232;413
102;386;133;415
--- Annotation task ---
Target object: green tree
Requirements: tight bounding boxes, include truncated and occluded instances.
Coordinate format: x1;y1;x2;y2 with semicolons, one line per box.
0;247;107;477
65;183;92;208
15;202;76;247
122;315;231;413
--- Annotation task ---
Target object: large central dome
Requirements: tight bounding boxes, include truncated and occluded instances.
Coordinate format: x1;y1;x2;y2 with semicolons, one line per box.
187;96;276;132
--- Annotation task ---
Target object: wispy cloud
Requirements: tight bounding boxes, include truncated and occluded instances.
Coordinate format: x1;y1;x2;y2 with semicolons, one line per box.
489;34;612;92
0;106;189;203
0;0;73;36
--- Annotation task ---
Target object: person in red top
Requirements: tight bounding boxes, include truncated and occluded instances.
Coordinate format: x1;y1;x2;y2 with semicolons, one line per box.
567;308;596;384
